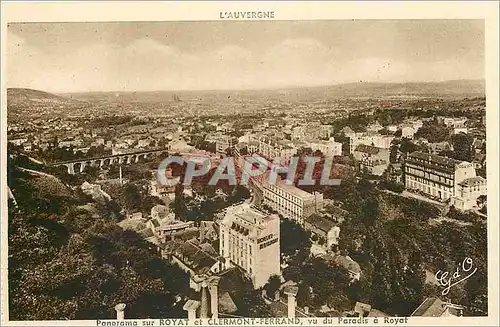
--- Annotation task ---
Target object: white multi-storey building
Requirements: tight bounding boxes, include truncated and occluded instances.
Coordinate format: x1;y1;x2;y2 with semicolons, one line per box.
219;203;281;289
451;176;487;211
263;180;324;225
206;133;233;154
248;135;297;165
404;151;482;202
308;137;342;157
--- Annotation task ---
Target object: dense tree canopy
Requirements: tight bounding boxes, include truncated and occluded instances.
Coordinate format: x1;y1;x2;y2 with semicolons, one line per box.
8;159;190;320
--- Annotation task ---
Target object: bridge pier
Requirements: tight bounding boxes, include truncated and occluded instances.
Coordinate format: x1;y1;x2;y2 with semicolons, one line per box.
64;163;75;175
51;148;170;175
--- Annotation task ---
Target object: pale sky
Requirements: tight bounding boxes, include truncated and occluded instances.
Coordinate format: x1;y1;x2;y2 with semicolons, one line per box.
7;20;485;93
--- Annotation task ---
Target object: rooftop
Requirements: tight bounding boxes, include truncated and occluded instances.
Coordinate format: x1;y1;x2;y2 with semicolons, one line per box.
354;144;383;155
275;180;316;200
170;240;219;275
411;297;461;317
224;202;275;229
305;214;337;233
333;255;361;274
408;151;463;168
458;176;486;187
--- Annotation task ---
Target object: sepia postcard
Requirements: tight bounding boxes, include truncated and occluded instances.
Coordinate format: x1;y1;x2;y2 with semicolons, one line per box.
1;1;499;327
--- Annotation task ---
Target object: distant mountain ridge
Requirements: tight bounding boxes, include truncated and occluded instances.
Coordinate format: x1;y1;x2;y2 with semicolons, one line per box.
67;79;486;102
7;79;485;105
317;79;485;98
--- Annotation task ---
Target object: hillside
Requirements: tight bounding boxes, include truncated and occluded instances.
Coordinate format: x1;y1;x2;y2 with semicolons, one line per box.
7;88;87;123
329;178;488;316
7;153;190;320
7;88;78;105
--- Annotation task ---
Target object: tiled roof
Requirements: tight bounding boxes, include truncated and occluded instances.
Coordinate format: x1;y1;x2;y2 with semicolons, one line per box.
458;176;486;187
334;255;361;274
355;144;382;155
305;214;337;233
171;240;218;275
410;297;461;317
408;151;462;168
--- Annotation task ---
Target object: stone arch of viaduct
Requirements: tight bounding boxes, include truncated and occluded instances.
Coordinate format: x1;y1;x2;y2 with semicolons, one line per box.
53;149;170;175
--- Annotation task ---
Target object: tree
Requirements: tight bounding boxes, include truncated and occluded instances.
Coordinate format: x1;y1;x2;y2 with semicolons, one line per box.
399;138;420;155
451;133;474;162
400;250;426;315
122;184;143;212
280;219;311;258
389;141;399;163
235;283;273;317
296;284;313;308
7;158;190;320
228;185;251;203
361;198;379;227
414;121;450;143
264;275;281;297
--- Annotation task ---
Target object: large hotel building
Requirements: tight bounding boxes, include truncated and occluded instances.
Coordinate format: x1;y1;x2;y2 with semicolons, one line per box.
219;203;280;289
404;151;486;208
247;134;297;165
262;180;324;225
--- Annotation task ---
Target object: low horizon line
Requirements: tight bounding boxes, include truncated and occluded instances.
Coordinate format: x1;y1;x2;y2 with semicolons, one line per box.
7;78;485;95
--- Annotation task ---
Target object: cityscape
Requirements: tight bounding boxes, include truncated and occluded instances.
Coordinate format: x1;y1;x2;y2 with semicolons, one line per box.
5;20;488;322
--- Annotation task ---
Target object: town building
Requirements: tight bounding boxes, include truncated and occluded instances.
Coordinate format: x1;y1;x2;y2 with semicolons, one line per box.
404;151;481;202
219;203;281;289
349;133;394;154
440;116;468;129
451;176;487;211
366;122;383;133
248;135;297;165
166;239;220;290
9;137;29;146
387;125;398;132
206;133;233;154
291;126;306;140
332;255;361;282
454;127;468;134
304;214;341;249
360;159;389;176
425;141;453;155
149;218;194;243
308;137;342;157
353;144;390;162
411;297;464;317
263;180;324;225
